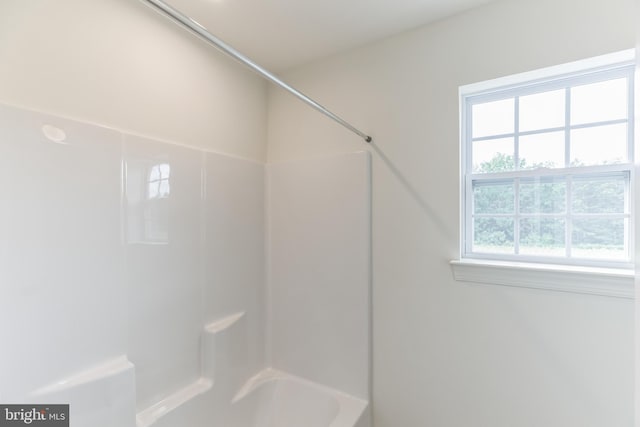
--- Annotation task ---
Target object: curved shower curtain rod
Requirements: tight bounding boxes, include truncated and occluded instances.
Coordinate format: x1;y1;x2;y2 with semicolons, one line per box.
142;0;373;143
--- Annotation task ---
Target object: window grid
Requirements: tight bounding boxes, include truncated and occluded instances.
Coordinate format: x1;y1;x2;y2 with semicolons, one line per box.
469;177;632;265
462;63;634;268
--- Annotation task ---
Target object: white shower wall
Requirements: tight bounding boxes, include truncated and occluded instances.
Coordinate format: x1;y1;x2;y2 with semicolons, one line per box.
123;134;267;412
0;105;127;401
267;153;371;399
0;102;371;426
0;103;266;422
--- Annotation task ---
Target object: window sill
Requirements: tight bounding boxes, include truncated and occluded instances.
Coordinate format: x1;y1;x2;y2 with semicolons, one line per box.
450;259;634;299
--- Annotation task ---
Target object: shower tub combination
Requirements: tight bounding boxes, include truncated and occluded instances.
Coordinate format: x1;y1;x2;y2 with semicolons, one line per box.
3;102;371;427
133;308;371;427
4;0;373;423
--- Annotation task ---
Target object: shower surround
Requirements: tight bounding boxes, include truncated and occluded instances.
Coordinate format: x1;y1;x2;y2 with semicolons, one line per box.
0;103;371;427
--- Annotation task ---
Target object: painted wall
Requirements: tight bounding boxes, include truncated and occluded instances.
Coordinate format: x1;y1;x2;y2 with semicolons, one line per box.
0;0;267;161
267;0;636;426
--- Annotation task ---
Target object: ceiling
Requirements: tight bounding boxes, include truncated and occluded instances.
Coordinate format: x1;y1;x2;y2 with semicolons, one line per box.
165;0;495;71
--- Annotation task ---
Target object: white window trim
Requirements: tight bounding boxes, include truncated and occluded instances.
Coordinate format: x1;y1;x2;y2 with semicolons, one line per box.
452;49;636;298
450;259;633;298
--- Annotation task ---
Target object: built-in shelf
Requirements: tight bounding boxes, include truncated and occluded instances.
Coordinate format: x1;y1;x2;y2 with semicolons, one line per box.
136;378;212;427
32;356;134;396
204;311;245;334
30;356;137;427
135;311;246;427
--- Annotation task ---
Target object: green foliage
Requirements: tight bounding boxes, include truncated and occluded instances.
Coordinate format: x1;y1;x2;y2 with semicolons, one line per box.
519;218;564;247
473;153;625;255
474;182;513;214
474;218;513;247
476;153;521;173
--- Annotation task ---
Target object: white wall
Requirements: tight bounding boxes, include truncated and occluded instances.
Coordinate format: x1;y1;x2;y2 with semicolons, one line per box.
267;0;636;426
0;0;267;161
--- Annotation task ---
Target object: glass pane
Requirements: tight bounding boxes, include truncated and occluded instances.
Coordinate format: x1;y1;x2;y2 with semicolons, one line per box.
572;218;626;260
472;137;514;173
570;123;627;166
519;131;565;169
519;89;565;132
473;181;514;214
519;218;565;256
571;175;626;214
519;178;566;214
473;217;514;254
570;78;628;125
472;98;515;138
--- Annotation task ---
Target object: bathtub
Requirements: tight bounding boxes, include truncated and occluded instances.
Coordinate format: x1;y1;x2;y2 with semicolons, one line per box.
229;369;369;427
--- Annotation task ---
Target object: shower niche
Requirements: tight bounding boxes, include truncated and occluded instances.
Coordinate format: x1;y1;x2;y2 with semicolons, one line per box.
0;103;371;427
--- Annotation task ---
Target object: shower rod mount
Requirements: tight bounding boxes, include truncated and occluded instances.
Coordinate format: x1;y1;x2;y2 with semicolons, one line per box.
142;0;373;143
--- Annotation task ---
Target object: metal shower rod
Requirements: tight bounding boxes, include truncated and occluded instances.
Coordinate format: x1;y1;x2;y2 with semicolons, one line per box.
142;0;373;143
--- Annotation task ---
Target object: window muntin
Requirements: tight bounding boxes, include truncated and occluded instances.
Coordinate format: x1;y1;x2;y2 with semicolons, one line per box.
462;64;634;268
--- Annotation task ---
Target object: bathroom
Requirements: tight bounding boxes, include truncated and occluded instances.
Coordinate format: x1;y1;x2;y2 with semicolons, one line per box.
0;0;636;426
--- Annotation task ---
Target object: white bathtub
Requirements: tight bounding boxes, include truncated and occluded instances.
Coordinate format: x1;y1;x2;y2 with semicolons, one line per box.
230;369;369;427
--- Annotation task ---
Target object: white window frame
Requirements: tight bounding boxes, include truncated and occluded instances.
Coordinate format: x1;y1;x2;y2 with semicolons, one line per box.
453;50;636;298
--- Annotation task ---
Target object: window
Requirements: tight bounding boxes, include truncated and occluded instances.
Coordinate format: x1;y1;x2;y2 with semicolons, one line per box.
460;55;635;271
